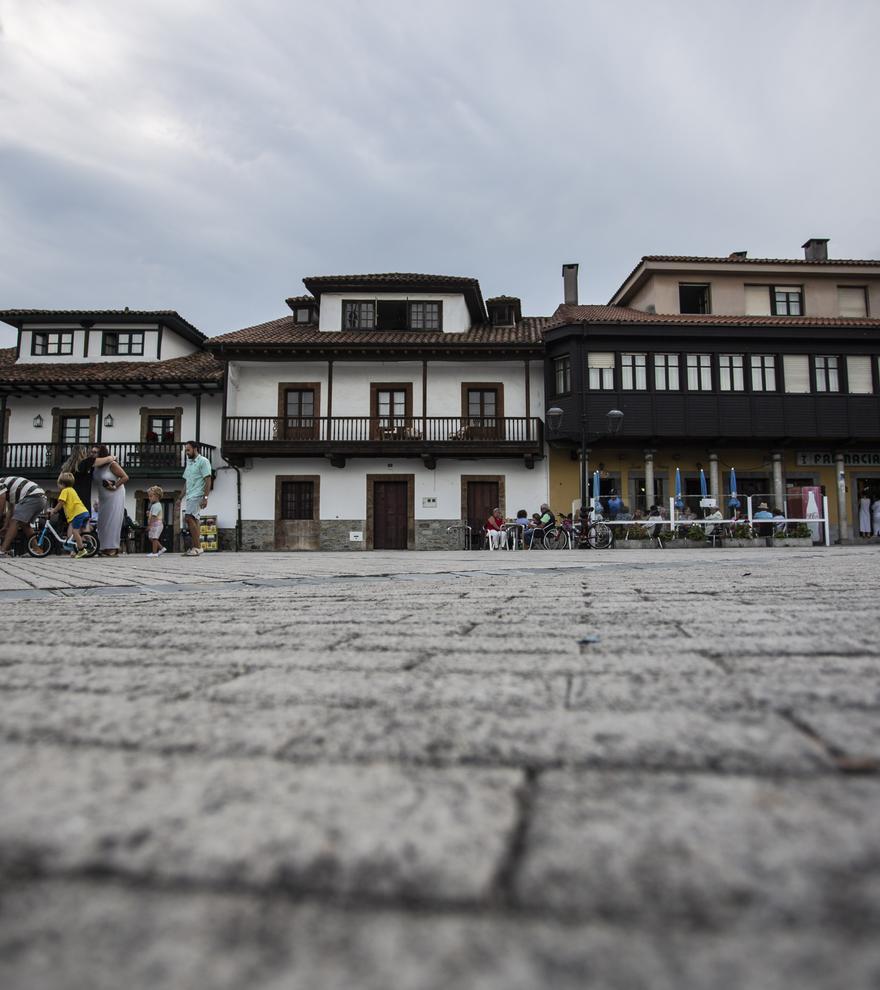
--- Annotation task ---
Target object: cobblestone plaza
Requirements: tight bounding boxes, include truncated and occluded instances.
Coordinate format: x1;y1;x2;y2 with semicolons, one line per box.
1;548;878;989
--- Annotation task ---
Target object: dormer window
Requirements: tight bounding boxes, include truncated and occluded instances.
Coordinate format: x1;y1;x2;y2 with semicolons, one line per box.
342;299;443;331
294;307;312;324
102;331;144;356
344;301;375;329
490;306;514;326
486;296;521;326
32;331;74;356
408;301;441;330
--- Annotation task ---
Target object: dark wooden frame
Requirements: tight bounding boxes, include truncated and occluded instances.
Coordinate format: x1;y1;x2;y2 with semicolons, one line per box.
677;282;712;315
685;352;714;391
275;474;320;521
51;406;97;447
407;300;443;331
553;354;572;396
370;382;414;439
101;330;145;356
461;382;505;439
652;351;681;391
342;299;376;330
139;406;183;442
277;382;321;439
31;331;74;356
460;474;507;542
366;473;414;551
769;284;806;316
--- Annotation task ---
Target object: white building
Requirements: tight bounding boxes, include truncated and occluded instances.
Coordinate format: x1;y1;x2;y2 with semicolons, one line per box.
0;310;224;549
206;273;550;550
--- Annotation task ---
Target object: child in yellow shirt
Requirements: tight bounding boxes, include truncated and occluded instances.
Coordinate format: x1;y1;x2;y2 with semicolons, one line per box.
54;472;90;558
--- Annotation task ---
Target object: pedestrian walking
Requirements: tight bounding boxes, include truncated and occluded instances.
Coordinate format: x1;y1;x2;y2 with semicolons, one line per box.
146;486;166;557
52;472;91;558
182;442;213;557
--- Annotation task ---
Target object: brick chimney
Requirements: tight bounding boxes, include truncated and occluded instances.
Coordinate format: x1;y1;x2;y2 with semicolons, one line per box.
562;263;579;305
802;238;829;261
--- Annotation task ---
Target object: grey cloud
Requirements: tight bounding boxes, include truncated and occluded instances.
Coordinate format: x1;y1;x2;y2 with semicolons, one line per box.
0;0;878;349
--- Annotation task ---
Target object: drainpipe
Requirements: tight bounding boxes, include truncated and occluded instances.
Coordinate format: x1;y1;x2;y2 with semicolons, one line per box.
833;451;848;543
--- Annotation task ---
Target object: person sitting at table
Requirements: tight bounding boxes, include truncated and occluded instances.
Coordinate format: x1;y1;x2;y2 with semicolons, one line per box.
508;509;529;548
485;507;506;549
523;512;543;547
703;507;724;539
772;507;787;535
753;501;774;536
646;504;665;547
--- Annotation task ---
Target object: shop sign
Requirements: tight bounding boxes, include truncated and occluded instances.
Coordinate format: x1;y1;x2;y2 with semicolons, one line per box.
796;452;880;466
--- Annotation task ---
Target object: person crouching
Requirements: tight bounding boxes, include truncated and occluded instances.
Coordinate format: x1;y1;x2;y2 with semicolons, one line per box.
54;472;90;558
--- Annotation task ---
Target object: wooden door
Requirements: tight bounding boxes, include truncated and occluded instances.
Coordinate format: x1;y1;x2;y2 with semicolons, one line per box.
373;480;408;549
465;387;502;439
466;481;499;543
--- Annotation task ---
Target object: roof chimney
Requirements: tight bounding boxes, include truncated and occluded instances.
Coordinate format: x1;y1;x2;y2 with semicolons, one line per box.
562;263;579;306
802;237;829;261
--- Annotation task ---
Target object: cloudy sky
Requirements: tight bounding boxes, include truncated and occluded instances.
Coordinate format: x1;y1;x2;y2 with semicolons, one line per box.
1;0;878;347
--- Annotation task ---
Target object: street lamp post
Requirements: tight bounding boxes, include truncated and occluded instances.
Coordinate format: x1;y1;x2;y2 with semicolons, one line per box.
546;406;624;515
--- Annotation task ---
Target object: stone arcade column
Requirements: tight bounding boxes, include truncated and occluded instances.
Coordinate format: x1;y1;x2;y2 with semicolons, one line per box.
834;452;849;542
708;452;720;502
643;450;655;509
771;452;784;511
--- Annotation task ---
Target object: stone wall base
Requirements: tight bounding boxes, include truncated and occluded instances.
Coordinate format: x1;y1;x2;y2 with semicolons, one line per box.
238;518;476;550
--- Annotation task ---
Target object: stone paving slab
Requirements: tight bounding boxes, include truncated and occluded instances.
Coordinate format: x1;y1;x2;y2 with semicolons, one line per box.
0;547;878;989
0;742;519;901
518;770;880;929
2;882;880;990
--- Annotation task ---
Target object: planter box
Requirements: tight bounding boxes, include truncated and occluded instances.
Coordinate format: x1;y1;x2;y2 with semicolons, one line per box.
769;537;814;547
614;539;655;550
722;538;759;548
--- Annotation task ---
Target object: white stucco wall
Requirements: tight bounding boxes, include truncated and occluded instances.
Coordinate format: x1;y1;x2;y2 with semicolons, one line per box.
226;359;545;419
16;325;164;364
318;293;472;332
236;456;549;521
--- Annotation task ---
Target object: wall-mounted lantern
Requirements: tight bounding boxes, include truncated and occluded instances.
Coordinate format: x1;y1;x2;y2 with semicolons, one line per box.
33;414;43;429
104;414;114;428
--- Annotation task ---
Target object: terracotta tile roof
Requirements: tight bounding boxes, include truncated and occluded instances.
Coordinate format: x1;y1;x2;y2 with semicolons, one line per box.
0;309;206;343
0;350;223;387
285;295;316;306
611;254;880;304
547;304;880;330
485;295;521;302
642;254;880;266
303;273;480;287
208;315;548;348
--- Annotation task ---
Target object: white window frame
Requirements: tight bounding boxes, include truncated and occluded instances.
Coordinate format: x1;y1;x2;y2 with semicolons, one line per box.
750;355;777;392
814;355;839;393
654;353;680;391
621;353;647;391
719;354;745;391
686;353;712;391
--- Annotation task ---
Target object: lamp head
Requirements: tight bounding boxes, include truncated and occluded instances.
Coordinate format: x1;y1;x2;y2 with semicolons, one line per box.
606;409;624;435
546;406;564;431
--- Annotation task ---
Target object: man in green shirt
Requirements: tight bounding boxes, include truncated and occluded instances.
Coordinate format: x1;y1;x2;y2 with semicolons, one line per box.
182;442;213;556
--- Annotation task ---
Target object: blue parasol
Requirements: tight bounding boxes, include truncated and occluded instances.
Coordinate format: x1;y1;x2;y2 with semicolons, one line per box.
728;467;740;509
699;468;708;499
592;470;601;513
674;467;685;509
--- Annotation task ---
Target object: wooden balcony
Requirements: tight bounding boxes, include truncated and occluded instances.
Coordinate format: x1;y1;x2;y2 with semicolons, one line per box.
223;416;543;465
0;442;216;477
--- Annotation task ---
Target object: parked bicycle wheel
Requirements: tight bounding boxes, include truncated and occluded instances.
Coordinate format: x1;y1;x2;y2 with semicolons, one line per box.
587;522;614;549
542;526;570;550
27;535;53;558
81;533;99;557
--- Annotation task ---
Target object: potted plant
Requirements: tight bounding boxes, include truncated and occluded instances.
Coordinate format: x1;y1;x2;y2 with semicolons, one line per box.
770;522;815;548
145;431;159;443
724;522;757;548
616;522;654;549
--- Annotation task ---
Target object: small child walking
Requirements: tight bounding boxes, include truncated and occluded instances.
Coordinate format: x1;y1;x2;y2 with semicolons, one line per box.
54;472;90;558
146;486;166;557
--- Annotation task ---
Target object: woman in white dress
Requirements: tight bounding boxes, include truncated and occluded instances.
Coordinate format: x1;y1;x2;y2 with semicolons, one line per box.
93;444;129;556
858;490;872;537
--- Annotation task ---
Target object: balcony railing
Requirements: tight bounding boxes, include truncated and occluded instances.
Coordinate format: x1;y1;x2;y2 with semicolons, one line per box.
224;416;543;446
0;442;215;476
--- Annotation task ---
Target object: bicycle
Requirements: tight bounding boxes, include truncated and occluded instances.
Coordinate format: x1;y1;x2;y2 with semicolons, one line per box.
572;512;614;550
28;513;99;558
542;525;571;550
